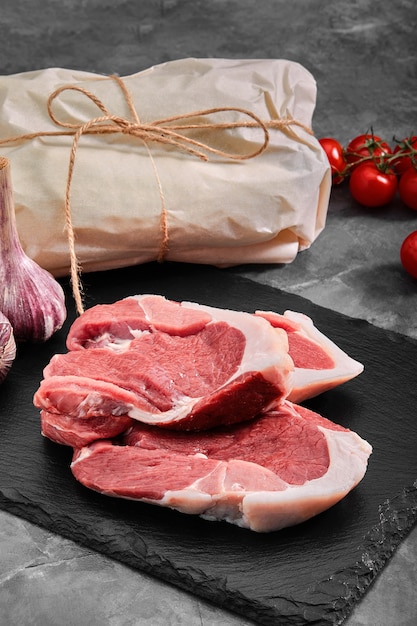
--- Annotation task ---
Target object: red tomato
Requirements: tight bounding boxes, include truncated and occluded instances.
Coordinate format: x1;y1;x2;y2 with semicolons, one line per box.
345;133;392;170
393;136;417;176
349;163;397;207
318;137;346;184
399;167;417;211
400;230;417;279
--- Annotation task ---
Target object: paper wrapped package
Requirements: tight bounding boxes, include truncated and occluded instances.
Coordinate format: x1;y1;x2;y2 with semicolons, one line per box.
0;58;331;277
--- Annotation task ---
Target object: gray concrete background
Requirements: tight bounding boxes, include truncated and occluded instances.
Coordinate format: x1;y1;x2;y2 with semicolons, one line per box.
1;1;417;624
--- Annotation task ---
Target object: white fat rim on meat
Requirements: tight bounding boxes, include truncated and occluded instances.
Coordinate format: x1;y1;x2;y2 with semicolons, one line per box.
239;425;372;532
154;424;372;532
282;310;364;403
284;310;364;376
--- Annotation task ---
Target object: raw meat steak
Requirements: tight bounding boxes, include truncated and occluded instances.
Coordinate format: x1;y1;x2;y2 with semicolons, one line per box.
34;295;294;431
255;310;364;402
71;401;372;532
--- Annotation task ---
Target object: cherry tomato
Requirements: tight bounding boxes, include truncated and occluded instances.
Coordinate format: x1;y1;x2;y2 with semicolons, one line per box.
345;133;392;170
400;230;417;279
349;163;398;207
399;167;417;211
318;137;346;184
393;136;417;176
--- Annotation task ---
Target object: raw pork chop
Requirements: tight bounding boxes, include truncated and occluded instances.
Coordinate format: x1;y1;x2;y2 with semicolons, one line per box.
255;310;364;402
34;295;293;431
71;401;372;533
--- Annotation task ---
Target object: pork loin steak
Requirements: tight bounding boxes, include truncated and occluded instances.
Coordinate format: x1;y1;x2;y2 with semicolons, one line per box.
34;295;294;431
71;401;372;533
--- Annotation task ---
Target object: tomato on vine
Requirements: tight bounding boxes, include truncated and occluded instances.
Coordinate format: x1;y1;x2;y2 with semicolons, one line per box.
318;137;346;184
320;129;417;211
349;163;397;208
392;136;417;176
399;167;417;211
345;133;392;170
400;231;417;279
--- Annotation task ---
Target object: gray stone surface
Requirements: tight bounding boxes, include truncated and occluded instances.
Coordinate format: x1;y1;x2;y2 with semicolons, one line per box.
1;1;417;624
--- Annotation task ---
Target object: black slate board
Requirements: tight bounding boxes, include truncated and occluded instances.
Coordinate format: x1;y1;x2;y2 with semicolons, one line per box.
1;262;416;626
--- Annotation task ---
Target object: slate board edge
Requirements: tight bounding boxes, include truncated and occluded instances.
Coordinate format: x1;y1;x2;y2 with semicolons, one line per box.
0;487;292;626
1;482;417;626
319;482;417;625
226;267;417;348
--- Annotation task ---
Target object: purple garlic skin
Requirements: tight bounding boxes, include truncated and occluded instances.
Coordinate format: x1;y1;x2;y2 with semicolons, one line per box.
1;256;67;343
0;311;16;382
0;156;67;342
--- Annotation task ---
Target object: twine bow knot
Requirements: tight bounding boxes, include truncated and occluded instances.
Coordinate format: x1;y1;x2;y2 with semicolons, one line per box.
47;75;275;161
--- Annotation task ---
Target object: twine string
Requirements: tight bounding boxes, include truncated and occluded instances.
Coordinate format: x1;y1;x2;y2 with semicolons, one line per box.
0;74;313;315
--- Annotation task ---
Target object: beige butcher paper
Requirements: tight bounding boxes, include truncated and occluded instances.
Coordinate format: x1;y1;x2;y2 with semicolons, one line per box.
0;58;331;277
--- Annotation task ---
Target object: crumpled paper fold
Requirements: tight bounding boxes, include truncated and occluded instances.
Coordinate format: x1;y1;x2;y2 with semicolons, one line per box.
0;58;331;277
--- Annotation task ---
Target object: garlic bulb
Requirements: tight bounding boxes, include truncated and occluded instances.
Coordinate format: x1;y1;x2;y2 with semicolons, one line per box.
0;156;67;342
0;310;16;382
